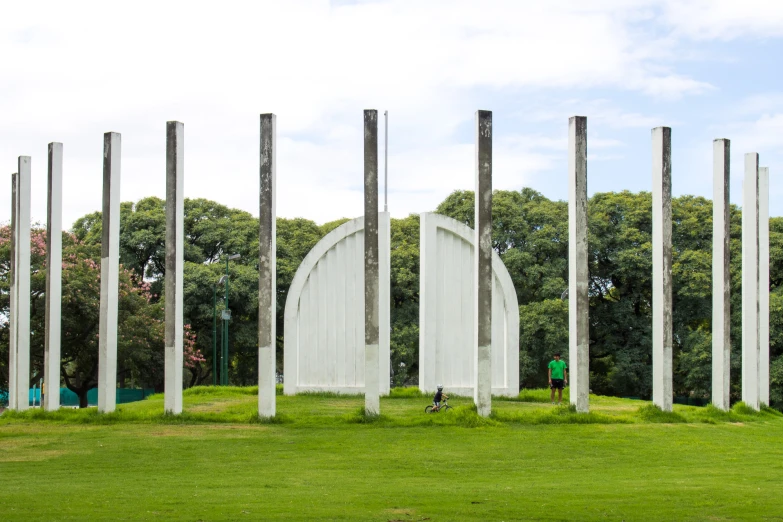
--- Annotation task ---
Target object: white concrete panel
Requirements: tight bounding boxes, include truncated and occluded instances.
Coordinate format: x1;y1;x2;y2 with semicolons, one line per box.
460;240;473;387
283;214;391;395
326;250;337;386
344;232;357;386
335;239;347;387
418;212;520;397
419;213;438;389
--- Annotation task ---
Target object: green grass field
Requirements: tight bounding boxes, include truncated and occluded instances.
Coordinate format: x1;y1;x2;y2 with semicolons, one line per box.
2;387;782;521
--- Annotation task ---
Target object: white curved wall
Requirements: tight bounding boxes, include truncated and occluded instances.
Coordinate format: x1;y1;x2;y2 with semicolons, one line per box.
283;213;390;395
419;212;519;397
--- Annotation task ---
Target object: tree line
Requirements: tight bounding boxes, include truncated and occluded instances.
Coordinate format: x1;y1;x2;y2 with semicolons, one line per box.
1;189;781;409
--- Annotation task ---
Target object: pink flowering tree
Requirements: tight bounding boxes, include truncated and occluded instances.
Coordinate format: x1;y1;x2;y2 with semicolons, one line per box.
0;225;205;407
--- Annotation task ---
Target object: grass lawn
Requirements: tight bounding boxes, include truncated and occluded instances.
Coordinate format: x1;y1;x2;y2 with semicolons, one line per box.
1;387;782;521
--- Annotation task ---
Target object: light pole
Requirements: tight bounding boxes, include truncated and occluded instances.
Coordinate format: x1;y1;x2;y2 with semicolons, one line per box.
222;254;241;385
213;275;228;385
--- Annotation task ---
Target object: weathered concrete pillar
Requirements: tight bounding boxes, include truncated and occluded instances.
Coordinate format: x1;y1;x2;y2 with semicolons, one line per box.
711;139;731;411
652;127;673;412
8;173;19;410
98;132;121;413
568;116;589;413
364;109;380;415
164;123;184;415
741;153;760;410
258;113;277;418
759;166;770;406
44;144;63;411
475;110;493;417
14;158;32;411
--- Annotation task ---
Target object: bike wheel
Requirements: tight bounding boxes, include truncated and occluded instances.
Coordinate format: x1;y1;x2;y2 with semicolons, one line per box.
424;405;434;414
441;404;452;412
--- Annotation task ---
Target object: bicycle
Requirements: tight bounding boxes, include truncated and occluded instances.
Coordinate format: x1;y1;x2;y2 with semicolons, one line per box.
425;398;451;413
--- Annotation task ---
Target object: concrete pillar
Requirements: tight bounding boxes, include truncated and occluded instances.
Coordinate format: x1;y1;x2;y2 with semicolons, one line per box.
711;139;731;411
759;166;770;406
8;173;18;410
742;153;759;410
164;122;184;415
363;109;380;415
474;110;493;417
652;127;673;412
44;143;63;411
568;116;589;413
13;158;32;411
258;113;277;418
98;132;121;413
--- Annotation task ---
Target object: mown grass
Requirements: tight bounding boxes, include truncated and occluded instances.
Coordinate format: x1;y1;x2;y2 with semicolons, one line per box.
2;386;780;428
2;387;783;521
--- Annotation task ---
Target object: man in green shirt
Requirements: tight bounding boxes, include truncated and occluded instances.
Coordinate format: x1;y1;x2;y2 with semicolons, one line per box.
548;352;568;405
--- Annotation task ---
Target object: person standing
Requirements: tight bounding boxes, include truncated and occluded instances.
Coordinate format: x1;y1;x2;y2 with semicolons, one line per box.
548;353;568;405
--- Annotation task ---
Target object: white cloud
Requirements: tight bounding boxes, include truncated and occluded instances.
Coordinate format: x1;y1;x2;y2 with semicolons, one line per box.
0;0;775;227
661;0;783;40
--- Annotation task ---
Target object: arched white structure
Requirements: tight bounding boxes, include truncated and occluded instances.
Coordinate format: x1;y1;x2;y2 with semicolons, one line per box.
419;212;519;397
284;213;390;395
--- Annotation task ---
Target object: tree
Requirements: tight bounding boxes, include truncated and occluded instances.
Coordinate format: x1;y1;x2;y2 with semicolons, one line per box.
390;215;420;386
0;226;187;407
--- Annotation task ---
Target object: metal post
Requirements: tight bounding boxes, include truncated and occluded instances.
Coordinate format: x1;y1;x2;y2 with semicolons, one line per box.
223;258;229;386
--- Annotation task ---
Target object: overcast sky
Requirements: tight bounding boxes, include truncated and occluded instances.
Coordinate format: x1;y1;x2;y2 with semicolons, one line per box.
1;0;782;228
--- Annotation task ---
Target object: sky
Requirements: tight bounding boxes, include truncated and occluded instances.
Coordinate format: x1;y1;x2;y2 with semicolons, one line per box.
1;0;782;228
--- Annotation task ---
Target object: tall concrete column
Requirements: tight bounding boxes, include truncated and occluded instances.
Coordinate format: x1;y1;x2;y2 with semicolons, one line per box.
652;127;673;412
14;158;32;411
164;122;184;415
98;132;121;413
8;173;18;410
711;139;731;410
258;113;277;418
568;116;589;413
475;110;493;417
44;143;63;411
759;166;770;406
364;109;380;415
741;153;759;410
